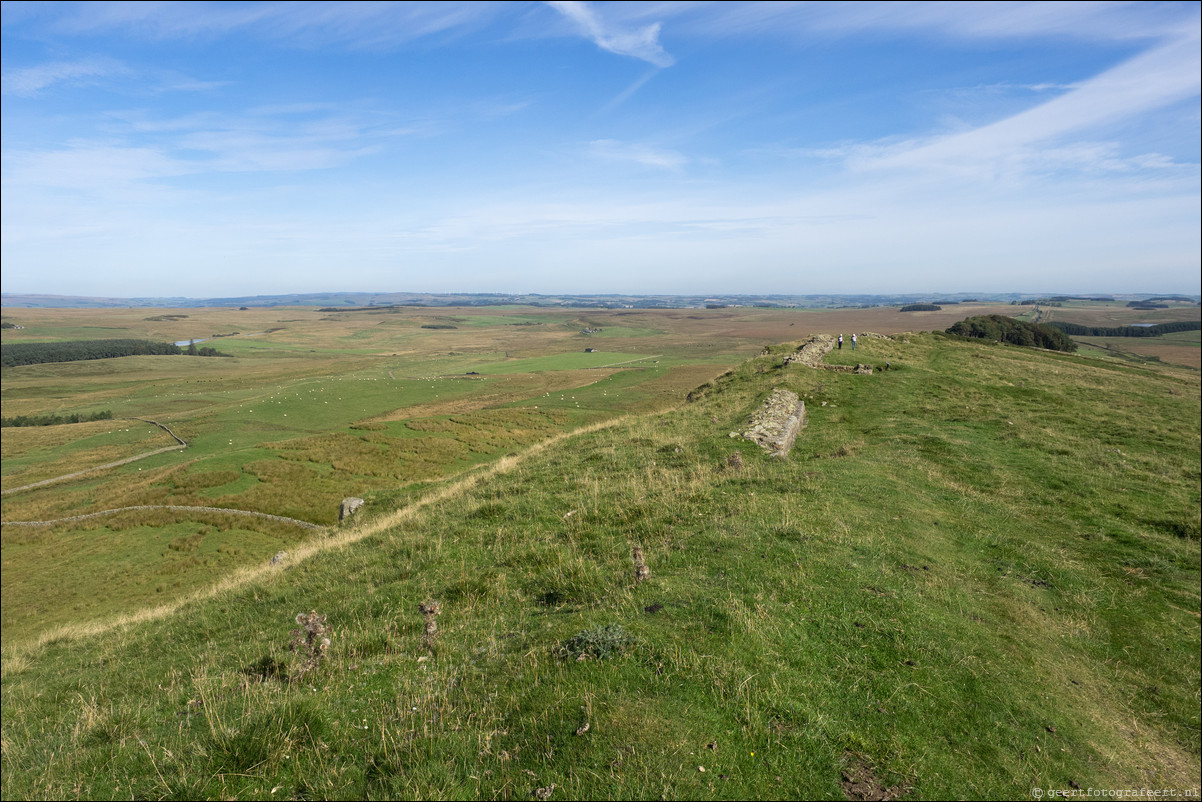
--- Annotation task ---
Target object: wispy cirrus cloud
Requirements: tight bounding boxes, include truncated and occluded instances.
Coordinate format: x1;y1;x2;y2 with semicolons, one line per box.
2;57;229;98
675;1;1198;43
38;1;503;50
3;105;415;197
806;31;1200;181
1;58;127;96
587;139;686;169
546;1;674;66
595;68;662;116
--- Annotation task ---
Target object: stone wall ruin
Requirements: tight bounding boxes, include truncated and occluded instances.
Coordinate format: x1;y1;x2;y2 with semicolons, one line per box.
740;389;806;458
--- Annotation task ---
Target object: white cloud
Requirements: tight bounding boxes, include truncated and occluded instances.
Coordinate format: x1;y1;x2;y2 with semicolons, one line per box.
546;1;674;66
596;68;661;115
587;139;686;169
677;1;1199;44
1;59;126;96
43;1;503;50
4;145;188;189
810;32;1200;181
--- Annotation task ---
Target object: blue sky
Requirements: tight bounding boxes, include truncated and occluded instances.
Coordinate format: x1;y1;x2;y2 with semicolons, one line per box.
2;1;1199;298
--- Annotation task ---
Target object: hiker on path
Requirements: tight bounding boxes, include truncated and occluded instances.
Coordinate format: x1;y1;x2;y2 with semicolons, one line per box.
838;334;843;350
851;333;857;351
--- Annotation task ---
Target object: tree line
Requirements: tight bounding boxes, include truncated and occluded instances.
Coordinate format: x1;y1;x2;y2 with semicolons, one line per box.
1;409;114;428
1045;321;1200;337
1;339;229;367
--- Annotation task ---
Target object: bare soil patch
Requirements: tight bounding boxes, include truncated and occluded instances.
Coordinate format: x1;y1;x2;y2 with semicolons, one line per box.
841;753;904;801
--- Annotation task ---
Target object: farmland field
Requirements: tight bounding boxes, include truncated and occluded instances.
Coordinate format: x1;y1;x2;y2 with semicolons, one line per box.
1;309;1198;800
3;299;1197;646
1029;300;1202;368
1073;329;1201;370
4;302;1021;643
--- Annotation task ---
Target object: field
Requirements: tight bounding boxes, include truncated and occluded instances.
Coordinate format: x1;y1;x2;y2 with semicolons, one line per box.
1072;329;1201;370
1023;300;1202;369
1;309;1198;800
2;302;1025;644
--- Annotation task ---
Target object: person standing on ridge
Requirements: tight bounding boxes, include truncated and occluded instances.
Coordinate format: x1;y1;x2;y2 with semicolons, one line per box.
851;333;857;351
838;334;843;350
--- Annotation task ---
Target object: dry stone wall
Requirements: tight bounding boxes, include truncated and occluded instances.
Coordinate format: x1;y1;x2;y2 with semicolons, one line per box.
784;332;889;374
784;335;835;367
739;332;893;456
740;389;806;458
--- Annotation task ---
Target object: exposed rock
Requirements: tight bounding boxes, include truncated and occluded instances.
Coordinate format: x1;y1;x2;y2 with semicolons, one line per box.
741;389;806;457
633;546;650;584
270;550;288;565
784;335;835;368
340;497;365;521
785;333;889;372
419;600;441;649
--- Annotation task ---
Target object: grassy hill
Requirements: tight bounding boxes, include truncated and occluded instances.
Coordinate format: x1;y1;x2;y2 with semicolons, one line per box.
2;331;1199;799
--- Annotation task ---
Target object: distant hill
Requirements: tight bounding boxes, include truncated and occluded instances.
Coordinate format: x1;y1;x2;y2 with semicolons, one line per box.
10;291;1195;310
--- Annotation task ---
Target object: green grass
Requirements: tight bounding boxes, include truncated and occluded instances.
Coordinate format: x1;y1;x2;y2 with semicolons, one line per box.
1;514;309;641
2;331;1198;799
468;351;656;374
0;420;174;487
1;310;740;646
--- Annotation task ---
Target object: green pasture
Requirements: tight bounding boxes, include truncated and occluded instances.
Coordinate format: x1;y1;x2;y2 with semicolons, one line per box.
0;421;173;486
1;317;744;637
414;312;560;328
571;323;670;339
1164;328;1202;344
467;350;657;374
0;323;148;341
1;515;310;642
1;331;1197;799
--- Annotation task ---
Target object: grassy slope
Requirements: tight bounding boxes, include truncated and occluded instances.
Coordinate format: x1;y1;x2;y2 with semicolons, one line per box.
1;332;1199;799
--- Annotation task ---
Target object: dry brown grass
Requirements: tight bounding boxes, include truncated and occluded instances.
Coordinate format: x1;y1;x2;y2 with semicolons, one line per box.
1042;303;1200;329
1076;337;1201;370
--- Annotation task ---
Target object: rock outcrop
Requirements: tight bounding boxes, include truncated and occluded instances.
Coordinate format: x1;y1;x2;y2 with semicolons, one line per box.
740;389;806;458
340;497;365;521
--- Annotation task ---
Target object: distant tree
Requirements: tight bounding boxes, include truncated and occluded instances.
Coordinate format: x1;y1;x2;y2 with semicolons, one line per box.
1046;321;1200;338
1;409;113;427
1;339;182;367
946;315;1076;352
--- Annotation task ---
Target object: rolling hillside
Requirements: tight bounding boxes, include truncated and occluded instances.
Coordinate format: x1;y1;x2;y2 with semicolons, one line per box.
1;331;1199;800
